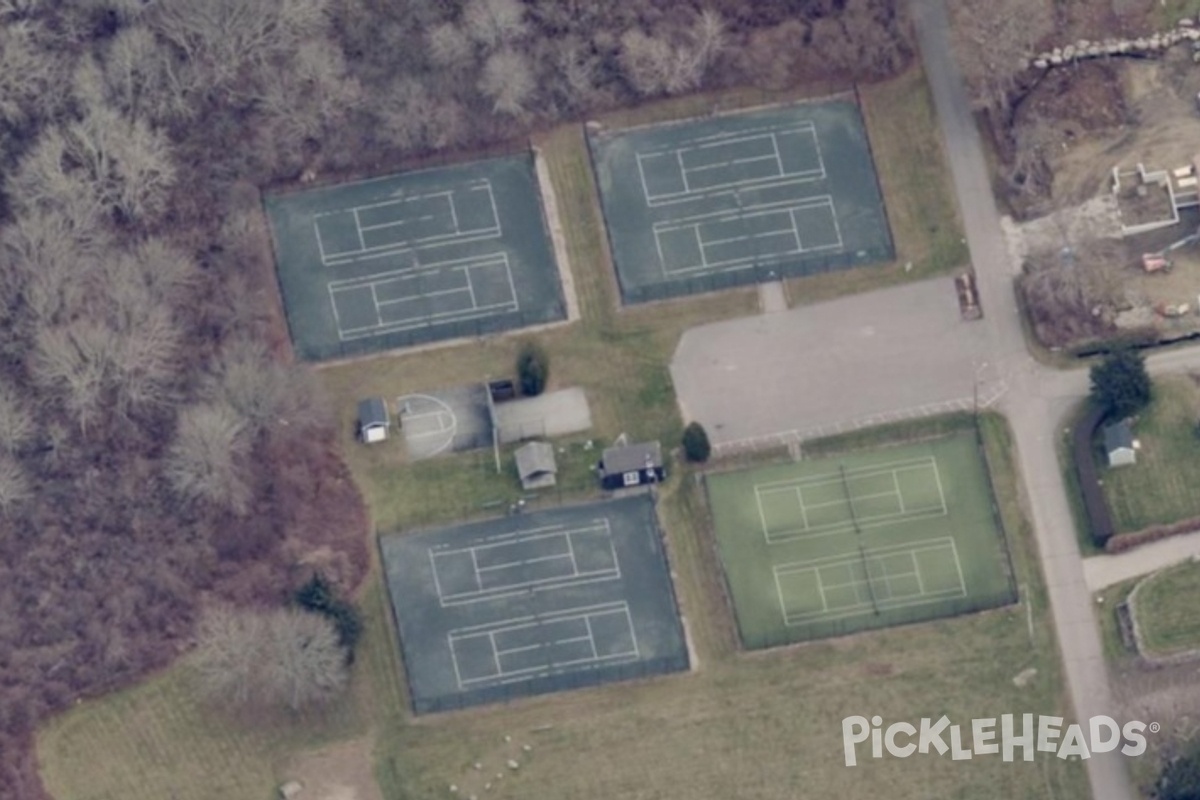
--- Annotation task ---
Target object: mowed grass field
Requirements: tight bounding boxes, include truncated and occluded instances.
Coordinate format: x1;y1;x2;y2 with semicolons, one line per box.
34;67;1069;800
37;416;1088;800
1130;559;1200;658
707;431;1016;648
1099;376;1200;532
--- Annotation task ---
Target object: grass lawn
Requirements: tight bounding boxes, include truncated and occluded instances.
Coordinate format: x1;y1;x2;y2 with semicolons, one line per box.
1099;376;1200;533
1129;559;1200;658
37;414;1088;800
36;68;1033;800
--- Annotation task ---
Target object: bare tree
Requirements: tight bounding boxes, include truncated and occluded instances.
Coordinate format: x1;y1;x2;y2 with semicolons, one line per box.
256;39;361;151
149;0;328;93
478;49;535;116
427;22;472;69
0;456;31;516
166;402;251;514
690;9;726;73
619;29;672;97
380;79;468;152
462;0;527;52
261;609;348;711
11;109;176;223
191;605;264;706
32;322;115;431
0;20;60;126
192;606;348;711
206;338;326;437
619;29;703;98
952;0;1052;116
0;390;35;456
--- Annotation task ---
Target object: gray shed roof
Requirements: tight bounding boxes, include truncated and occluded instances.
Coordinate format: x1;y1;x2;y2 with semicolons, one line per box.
358;398;389;427
515;441;557;480
601;441;662;475
1103;419;1134;452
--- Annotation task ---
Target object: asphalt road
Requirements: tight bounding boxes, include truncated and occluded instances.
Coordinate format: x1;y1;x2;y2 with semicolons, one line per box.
912;0;1130;796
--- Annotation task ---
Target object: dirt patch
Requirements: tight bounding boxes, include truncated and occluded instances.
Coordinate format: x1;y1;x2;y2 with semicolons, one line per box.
282;737;383;800
1033;52;1200;210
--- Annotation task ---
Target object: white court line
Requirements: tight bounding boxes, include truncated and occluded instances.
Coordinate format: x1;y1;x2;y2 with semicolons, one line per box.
932;459;949;515
912;551;926;594
469;549;484;591
770;132;785;175
775;537;959;576
644;173;826;209
773;567;789;622
401;409;454;434
654;197;842;276
319;183;503;266
786;208;803;251
313;220;330;263
622;604;642;661
754;457;936;491
755;460;943;544
331;256;519;340
635;151;655;208
433;522;618;606
327;253;508;291
448;603;637;687
949;539;967;596
488;630;502;676
635;122;817;156
683;154;779;175
794;486;810;530
776;539;967;625
369;283;383;326
894;472;906;513
352;208;367;251
583;615;598;658
652;195;833;230
815;568;828;612
639;127;824;206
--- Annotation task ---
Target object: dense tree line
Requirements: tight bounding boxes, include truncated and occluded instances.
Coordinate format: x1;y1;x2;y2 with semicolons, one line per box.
0;1;912;796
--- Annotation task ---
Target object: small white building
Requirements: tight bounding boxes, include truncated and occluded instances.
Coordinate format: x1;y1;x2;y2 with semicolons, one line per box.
1103;419;1137;467
356;398;391;444
515;441;557;490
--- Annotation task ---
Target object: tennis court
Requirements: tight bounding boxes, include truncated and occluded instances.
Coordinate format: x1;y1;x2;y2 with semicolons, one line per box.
705;432;1015;648
380;494;689;713
265;154;565;360
588;98;894;304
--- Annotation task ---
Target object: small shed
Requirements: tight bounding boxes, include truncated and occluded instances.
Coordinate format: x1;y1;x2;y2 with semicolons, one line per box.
515;441;557;490
356;398;391;444
598;441;664;490
1103;420;1137;467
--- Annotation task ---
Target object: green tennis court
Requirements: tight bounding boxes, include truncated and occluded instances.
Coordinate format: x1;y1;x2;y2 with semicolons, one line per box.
588;97;894;304
706;432;1016;648
265;153;565;361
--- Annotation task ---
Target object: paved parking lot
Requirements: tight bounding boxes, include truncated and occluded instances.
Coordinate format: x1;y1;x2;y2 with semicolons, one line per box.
670;278;997;447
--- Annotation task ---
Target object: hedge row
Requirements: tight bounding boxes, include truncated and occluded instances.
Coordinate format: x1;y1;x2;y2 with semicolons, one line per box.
1072;403;1116;547
1105;515;1200;554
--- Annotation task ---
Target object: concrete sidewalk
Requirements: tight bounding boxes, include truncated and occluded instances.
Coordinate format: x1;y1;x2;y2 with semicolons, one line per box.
1084;531;1200;591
